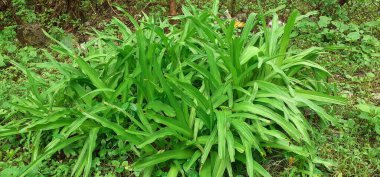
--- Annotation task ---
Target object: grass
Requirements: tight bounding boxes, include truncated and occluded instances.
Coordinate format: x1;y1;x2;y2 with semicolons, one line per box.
313;54;380;176
0;0;379;176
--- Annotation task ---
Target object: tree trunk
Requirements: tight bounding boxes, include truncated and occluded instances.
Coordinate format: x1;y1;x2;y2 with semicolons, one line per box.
169;0;177;16
229;0;236;17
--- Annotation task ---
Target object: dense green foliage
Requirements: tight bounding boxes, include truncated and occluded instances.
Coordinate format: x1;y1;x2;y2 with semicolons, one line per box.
0;0;379;177
0;2;347;176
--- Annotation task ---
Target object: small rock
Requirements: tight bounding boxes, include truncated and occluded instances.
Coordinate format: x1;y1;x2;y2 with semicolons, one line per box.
16;23;48;47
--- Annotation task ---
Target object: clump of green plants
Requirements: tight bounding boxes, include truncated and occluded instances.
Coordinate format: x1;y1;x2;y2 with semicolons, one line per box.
295;15;380;69
0;2;345;176
0;26;42;66
0;26;18;67
357;103;380;136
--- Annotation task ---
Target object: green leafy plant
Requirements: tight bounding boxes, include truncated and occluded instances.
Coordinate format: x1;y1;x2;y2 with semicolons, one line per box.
296;15;380;69
0;26;17;67
357;103;380;135
0;2;345;176
12;0;38;23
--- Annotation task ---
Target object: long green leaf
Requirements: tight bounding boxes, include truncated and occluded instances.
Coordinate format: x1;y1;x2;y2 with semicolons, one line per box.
133;149;193;170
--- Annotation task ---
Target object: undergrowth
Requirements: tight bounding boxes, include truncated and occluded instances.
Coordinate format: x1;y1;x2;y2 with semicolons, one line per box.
0;2;348;177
